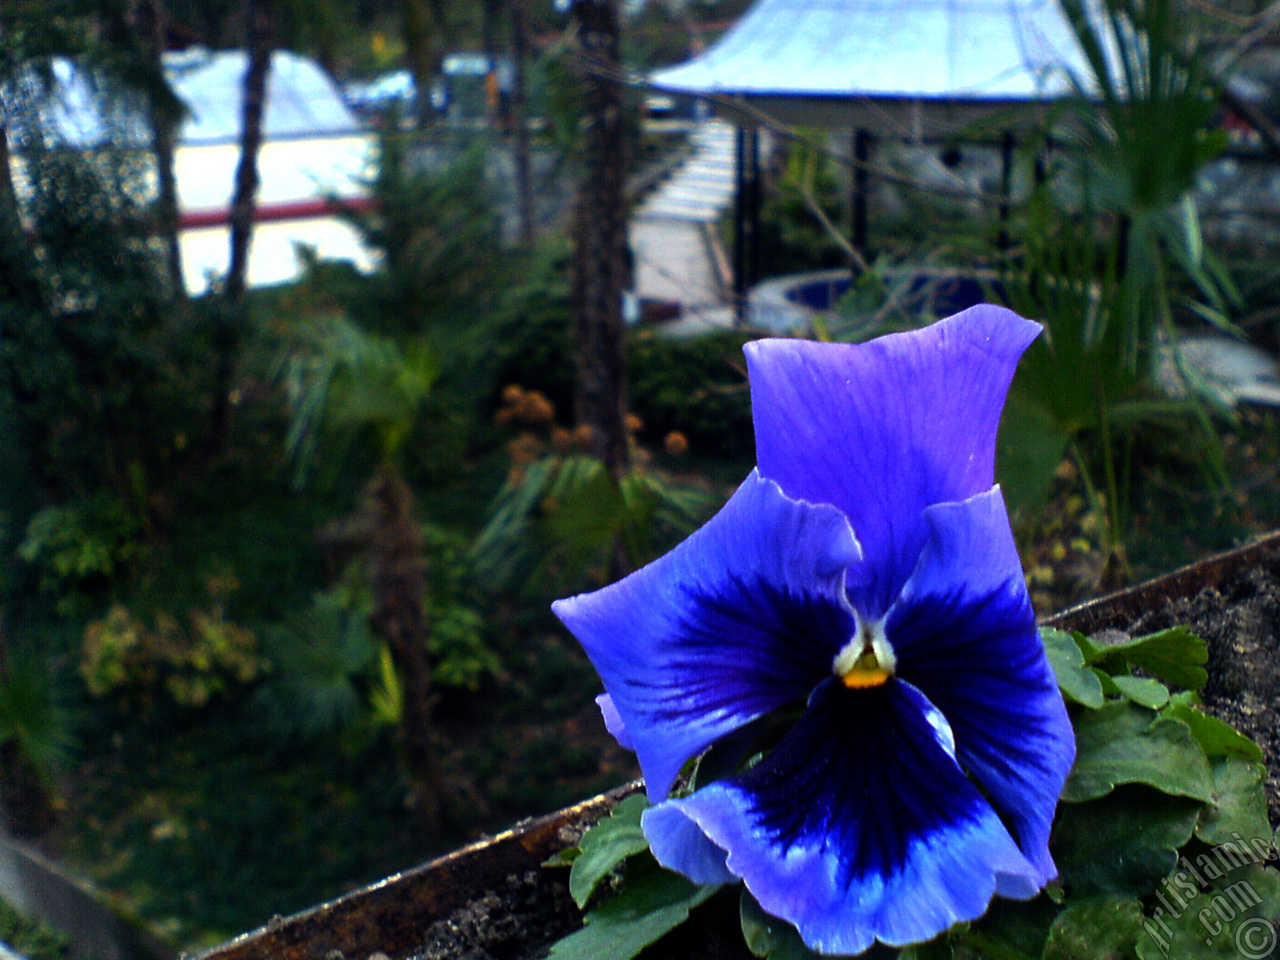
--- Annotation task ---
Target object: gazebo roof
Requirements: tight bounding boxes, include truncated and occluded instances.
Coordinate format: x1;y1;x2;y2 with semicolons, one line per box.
651;0;1094;129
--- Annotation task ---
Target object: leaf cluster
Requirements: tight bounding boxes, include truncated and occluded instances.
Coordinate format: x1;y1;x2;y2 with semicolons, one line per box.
277;314;439;485
471;454;715;597
0;656;76;780
546;794;717;960
546;626;1277;959
80;591;264;711
992;0;1244;564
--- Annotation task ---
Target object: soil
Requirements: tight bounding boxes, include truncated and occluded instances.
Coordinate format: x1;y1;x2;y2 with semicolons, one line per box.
410;870;583;960
384;540;1280;960
1094;547;1280;825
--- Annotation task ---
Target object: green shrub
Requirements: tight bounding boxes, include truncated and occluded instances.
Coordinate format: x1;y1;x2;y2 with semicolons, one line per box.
0;896;80;960
80;574;263;709
628;330;757;462
17;495;144;617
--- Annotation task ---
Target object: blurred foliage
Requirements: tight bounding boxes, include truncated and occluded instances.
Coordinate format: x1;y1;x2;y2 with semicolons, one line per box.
993;0;1241;571
628;331;757;462
472;386;717;597
277;313;439;483
340;130;505;336
0;144;204;481
0;895;81;960
754;136;850;276
251;579;389;747
80;575;263;710
0;656;76;782
252;522;497;748
18;496;145;618
492;256;758;468
420;523;500;690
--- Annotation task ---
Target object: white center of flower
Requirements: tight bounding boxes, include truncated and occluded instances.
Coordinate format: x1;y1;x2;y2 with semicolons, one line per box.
832;617;896;689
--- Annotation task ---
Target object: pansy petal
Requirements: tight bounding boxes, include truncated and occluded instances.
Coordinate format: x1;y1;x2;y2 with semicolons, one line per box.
552;470;860;800
887;486;1074;885
595;694;634;751
642;802;736;886
647;678;1038;955
745;306;1040;618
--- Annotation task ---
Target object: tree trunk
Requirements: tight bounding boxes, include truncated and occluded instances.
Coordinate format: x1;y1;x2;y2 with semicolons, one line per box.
481;0;503;58
0;126;17;218
210;0;273;453
400;0;439;126
366;464;442;836
511;0;534;244
138;0;187;298
569;0;631;483
226;0;273;304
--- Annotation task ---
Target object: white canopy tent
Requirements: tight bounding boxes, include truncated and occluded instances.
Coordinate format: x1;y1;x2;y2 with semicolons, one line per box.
651;0;1094;132
7;49;376;294
648;0;1096;296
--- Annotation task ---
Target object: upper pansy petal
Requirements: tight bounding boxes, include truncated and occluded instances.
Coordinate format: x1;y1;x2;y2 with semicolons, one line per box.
552;470;860;800
647;678;1039;956
745;305;1040;618
887;487;1074;884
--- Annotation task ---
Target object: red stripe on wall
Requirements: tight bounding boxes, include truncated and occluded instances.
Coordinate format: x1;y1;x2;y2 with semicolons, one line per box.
180;196;377;229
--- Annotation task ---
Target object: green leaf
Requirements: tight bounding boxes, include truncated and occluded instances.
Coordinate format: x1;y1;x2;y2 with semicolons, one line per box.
545;847;581;867
1195;757;1271;848
956;896;1058;960
1064;701;1214;804
568;794;652;909
1043;628;1105;708
550;856;716;960
739;890;823;959
1054;786;1203;897
898;939;957;960
1103;673;1170;709
1165;698;1263;763
1135;864;1280;960
1079;627;1208;691
1041;897;1146;960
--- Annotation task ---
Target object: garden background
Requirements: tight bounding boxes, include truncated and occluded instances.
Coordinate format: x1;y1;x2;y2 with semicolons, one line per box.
1;0;1280;952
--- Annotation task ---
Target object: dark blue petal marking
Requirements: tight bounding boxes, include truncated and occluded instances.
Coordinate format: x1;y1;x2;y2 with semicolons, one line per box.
647;678;1038;955
746;306;1041;619
553;470;860;799
888;488;1074;886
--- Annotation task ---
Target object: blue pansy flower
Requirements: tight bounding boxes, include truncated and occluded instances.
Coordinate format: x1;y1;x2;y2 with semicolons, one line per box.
552;306;1075;956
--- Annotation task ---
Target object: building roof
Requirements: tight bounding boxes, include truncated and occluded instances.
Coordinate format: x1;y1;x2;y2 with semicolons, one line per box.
8;48;361;149
166;48;361;145
651;0;1094;127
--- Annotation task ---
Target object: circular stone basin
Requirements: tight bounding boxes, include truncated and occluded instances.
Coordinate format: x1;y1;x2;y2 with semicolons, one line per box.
747;269;997;333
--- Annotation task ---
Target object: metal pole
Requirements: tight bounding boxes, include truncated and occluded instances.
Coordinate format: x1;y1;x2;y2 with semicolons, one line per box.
852;127;871;262
747;127;761;298
998;129;1015;251
734;126;748;321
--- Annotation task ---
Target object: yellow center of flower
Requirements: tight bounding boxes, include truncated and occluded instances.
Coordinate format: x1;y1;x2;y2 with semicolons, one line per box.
832;619;896;689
